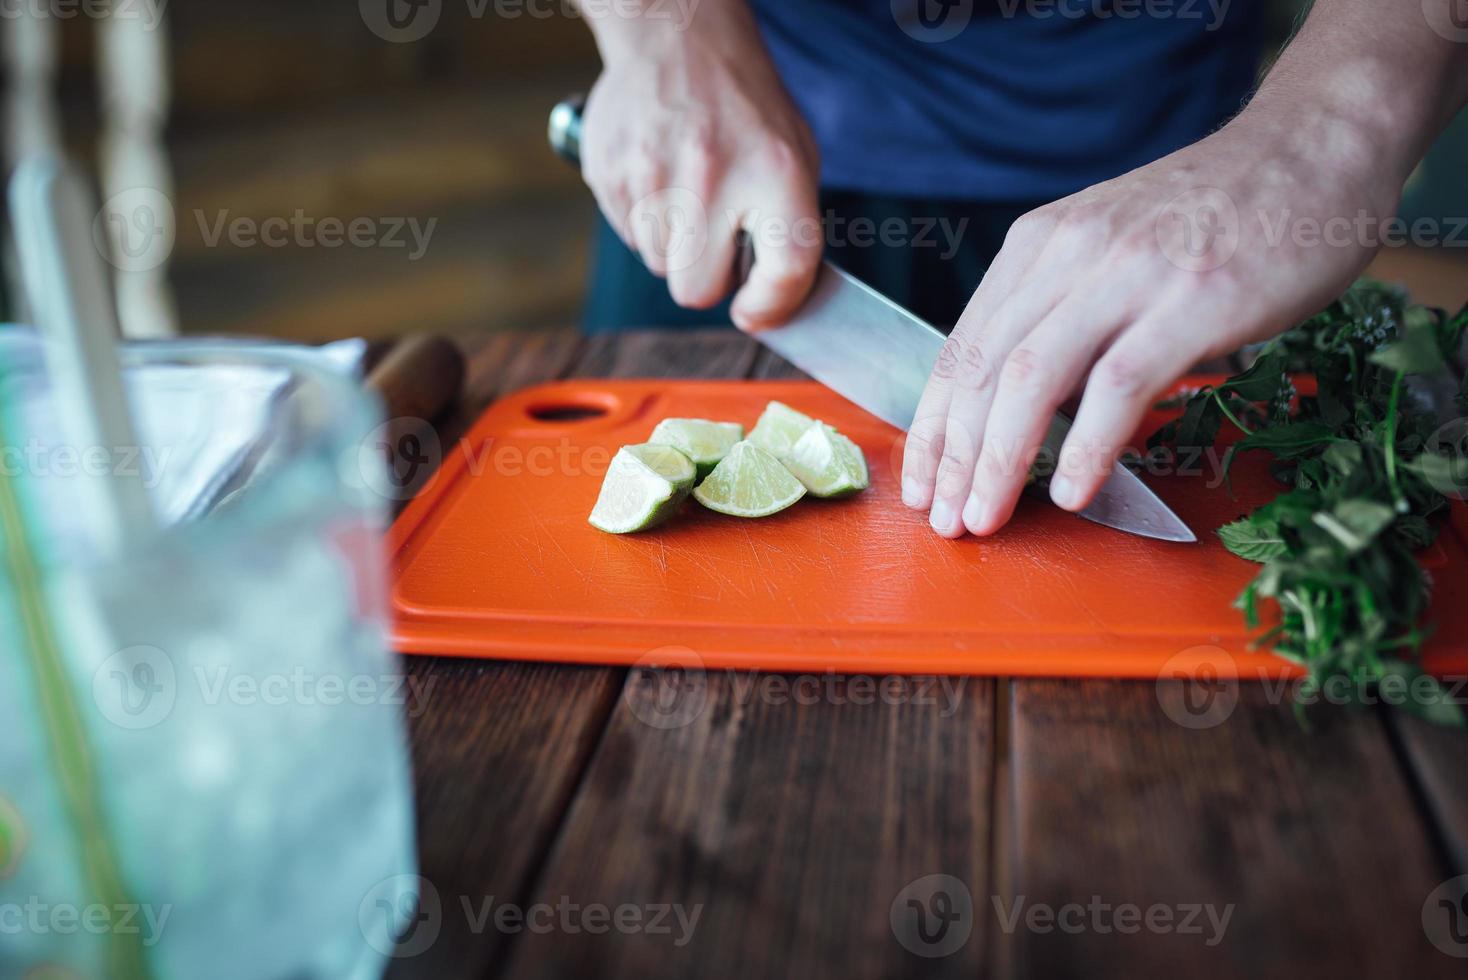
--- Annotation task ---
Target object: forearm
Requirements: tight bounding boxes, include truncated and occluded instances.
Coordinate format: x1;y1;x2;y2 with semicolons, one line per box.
574;0;764;64
1240;0;1468;214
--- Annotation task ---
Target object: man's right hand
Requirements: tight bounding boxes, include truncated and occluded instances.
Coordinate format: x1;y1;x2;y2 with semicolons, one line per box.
580;2;823;330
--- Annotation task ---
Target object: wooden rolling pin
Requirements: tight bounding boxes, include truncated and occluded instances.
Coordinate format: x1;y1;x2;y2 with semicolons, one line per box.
365;334;465;424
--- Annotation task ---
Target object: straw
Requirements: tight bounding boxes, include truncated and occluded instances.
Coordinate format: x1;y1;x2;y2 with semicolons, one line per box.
8;156;156;554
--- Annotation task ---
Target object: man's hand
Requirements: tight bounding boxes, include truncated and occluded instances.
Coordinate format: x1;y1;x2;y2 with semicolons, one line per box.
580;2;822;329
902;0;1468;538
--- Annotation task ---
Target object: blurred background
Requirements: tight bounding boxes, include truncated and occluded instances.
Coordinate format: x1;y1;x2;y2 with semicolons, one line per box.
4;0;1465;342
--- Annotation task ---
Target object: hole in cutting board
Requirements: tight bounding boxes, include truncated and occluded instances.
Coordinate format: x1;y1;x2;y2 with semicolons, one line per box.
525;401;610;422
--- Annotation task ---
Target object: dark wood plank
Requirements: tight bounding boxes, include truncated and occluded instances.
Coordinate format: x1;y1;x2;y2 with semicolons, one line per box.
1005;680;1458;978
496;328;998;979
391;328;760;978
388;330;603;980
1388;707;1468;876
499;672;995;980
749;345;812;381
569;329;760;381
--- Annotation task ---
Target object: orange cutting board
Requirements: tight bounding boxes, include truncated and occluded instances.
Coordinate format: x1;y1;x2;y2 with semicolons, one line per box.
388;380;1468;677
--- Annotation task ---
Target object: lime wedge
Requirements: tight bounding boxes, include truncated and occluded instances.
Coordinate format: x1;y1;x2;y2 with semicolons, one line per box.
649;418;744;480
623;442;696;493
784;423;870;498
692;440;806;517
589;445;692;533
748;400;817;458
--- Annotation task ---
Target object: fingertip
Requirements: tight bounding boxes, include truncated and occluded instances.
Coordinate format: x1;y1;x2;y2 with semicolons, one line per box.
901;477;929;510
1049;475;1086;512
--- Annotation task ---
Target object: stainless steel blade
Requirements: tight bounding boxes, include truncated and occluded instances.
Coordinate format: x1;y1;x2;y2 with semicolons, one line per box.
757;262;1196;543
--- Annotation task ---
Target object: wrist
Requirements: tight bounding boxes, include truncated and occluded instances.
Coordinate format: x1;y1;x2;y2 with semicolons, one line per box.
1237;66;1413;220
586;1;755;67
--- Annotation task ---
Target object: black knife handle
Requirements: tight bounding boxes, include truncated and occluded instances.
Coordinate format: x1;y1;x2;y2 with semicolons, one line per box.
549;93;755;282
548;95;586;169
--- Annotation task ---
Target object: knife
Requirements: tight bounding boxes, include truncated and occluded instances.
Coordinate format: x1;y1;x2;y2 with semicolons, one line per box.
549;96;1195;542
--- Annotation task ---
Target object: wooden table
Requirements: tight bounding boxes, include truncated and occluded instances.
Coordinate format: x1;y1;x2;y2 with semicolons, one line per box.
386;329;1468;980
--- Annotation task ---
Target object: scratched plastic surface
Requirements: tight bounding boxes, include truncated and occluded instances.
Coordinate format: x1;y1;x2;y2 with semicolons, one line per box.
388;380;1468;677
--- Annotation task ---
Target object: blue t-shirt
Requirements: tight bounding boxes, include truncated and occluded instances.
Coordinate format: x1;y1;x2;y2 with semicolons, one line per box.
750;0;1264;201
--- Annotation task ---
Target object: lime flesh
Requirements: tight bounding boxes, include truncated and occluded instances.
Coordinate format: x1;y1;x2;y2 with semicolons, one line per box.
692;440;806;517
649;418;744;480
748;400;817;459
623;442;696;493
784;423;870;498
588;446;690;533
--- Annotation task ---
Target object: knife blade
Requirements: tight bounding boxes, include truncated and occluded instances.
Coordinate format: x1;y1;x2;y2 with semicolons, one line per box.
549;96;1195;543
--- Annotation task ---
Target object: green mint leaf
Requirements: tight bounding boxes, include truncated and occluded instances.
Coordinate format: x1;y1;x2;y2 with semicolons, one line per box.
1233;421;1336;459
1219;349;1289;402
1218;516;1288;562
1368;313;1446;376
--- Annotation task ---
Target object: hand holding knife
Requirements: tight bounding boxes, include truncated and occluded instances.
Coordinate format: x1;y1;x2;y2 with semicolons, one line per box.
550;95;1195;543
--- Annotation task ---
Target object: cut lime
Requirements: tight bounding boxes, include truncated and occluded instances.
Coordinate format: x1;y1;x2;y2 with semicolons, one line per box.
589;445;691;533
649;418;744;480
748;400;817;458
623;442;696;493
784;423;870;497
692;440;806;517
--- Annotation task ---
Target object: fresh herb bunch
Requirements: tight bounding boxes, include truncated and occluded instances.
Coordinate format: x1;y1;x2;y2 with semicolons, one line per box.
1151;279;1468;725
